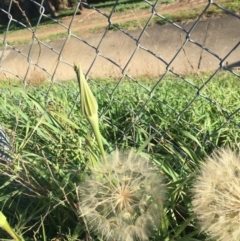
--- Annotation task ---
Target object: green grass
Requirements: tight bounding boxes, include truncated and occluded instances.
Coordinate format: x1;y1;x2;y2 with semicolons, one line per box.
111;0;240;31
154;3;238;26
89;0;240;17
0;31;80;47
89;0;154;10
0;71;240;240
90;0;240;34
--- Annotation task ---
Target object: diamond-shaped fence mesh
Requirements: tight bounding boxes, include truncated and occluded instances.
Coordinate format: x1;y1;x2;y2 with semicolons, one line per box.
0;0;240;158
0;1;240;239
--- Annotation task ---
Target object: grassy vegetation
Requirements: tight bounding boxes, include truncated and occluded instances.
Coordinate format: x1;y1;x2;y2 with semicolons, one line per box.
91;0;154;12
90;0;240;18
89;19;147;33
0;71;239;240
0;31;80;47
154;0;240;25
90;0;240;33
105;0;240;32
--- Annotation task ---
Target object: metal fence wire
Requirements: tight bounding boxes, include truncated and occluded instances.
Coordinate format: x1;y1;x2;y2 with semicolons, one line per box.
0;0;240;156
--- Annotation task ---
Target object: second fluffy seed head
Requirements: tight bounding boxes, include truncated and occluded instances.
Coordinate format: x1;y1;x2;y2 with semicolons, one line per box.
192;148;240;241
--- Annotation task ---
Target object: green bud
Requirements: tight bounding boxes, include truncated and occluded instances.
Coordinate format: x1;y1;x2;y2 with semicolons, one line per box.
73;63;106;161
0;211;22;241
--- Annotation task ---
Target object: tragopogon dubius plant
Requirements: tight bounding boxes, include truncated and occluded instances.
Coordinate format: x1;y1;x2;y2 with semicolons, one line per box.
79;149;166;241
192;148;240;241
74;63;167;240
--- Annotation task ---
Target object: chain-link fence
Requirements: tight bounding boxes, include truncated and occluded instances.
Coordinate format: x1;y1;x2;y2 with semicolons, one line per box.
0;0;240;153
0;1;240;239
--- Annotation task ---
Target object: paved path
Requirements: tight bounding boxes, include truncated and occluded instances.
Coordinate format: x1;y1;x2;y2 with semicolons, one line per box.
0;15;239;80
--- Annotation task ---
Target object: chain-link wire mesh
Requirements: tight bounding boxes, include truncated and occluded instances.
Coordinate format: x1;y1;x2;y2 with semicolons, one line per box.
0;0;240;158
0;1;240;239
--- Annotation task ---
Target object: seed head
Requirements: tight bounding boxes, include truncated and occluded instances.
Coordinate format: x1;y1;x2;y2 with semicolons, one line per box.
79;149;166;241
192;148;240;241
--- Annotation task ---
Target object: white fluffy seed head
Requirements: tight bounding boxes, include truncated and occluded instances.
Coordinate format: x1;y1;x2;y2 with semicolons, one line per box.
79;149;166;241
192;148;240;241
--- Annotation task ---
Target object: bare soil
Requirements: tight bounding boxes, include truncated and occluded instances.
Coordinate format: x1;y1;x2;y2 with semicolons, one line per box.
2;0;209;42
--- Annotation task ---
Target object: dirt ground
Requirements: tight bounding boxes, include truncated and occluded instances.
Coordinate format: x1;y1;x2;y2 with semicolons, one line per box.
3;0;209;42
0;0;239;80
